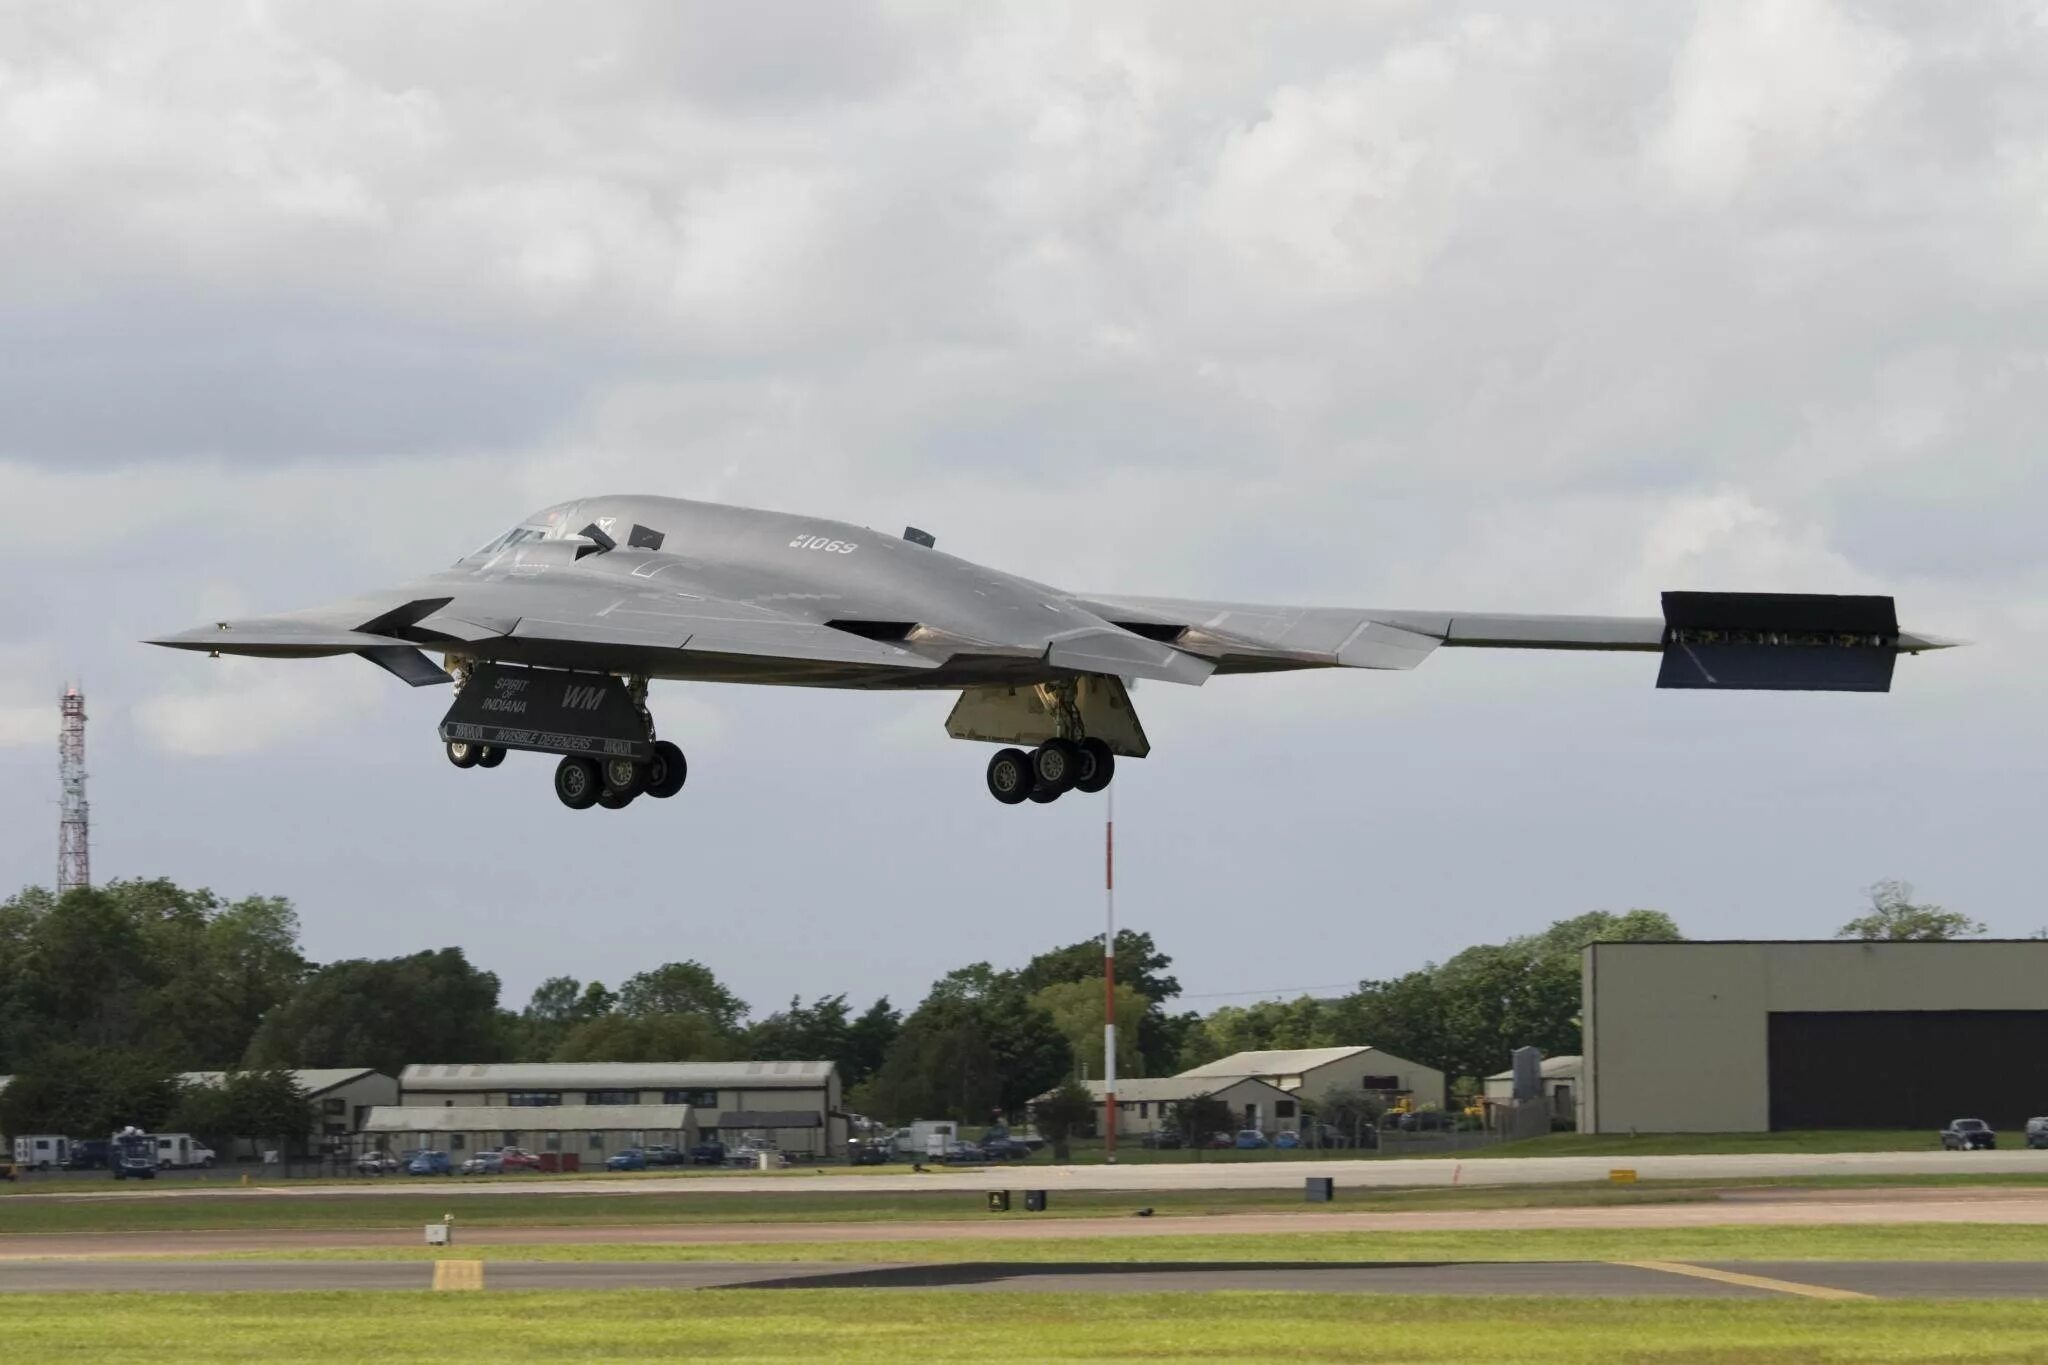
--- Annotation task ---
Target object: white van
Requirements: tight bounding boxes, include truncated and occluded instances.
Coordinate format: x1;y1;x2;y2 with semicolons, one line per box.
150;1134;217;1169
11;1135;70;1170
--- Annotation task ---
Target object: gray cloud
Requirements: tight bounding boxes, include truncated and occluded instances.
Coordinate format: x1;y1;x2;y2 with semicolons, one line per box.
2;1;2041;1012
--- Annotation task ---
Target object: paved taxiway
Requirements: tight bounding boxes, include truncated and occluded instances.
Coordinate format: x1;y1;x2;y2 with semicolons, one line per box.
11;1150;2048;1204
2;1258;2044;1299
4;1186;2045;1261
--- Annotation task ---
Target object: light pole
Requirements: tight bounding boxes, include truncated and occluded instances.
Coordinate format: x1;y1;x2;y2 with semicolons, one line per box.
1103;782;1117;1164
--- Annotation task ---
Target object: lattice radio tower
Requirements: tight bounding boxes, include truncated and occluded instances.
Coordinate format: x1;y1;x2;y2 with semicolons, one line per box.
58;686;90;896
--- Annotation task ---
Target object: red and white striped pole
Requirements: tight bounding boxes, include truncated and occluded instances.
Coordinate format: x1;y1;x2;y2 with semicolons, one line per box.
1103;783;1117;1164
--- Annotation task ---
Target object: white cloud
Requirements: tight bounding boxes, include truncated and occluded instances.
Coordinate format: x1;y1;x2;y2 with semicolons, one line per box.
130;655;389;757
1650;0;1908;202
0;3;2039;1002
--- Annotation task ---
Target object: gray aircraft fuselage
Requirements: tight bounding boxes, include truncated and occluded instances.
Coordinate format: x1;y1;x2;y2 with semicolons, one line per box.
149;492;1951;807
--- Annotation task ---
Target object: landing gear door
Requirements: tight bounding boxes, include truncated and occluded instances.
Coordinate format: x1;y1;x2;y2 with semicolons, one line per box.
439;663;653;761
944;675;1149;757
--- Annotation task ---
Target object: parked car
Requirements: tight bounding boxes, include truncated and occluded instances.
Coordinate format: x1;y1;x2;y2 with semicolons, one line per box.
406;1150;452;1175
497;1147;543;1172
938;1143;988;1164
979;1136;1033;1160
607;1149;647;1171
1273;1130;1301;1150
459;1152;505;1176
643;1144;686;1167
1140;1130;1184;1150
1203;1131;1235;1149
354;1150;399;1175
2026;1118;2048;1150
66;1139;110;1171
689;1140;728;1166
1234;1129;1269;1150
1941;1118;1996;1150
845;1137;895;1165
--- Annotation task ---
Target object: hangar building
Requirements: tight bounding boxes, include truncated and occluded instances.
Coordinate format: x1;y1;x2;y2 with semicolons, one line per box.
1177;1045;1446;1112
1581;941;2048;1133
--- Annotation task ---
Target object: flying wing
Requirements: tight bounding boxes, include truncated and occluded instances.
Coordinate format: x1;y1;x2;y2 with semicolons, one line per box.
1069;590;1955;692
149;575;940;683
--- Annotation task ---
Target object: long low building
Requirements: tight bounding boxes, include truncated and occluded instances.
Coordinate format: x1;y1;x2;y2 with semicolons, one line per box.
398;1061;841;1156
1582;940;2048;1132
364;1103;693;1162
1068;1077;1298;1138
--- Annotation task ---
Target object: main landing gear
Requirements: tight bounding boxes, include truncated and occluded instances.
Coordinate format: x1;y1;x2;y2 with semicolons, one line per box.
547;741;688;811
442;665;690;811
986;737;1115;806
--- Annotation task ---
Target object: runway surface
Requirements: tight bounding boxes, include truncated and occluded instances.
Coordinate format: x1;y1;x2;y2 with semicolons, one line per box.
10;1150;2047;1202
3;1186;2045;1260
2;1257;2044;1298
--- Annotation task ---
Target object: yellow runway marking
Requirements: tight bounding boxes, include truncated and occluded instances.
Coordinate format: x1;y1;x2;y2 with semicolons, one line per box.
1619;1260;1871;1300
431;1259;484;1291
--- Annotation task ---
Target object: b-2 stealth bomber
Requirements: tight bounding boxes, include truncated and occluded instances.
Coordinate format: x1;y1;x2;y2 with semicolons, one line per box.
149;494;1953;810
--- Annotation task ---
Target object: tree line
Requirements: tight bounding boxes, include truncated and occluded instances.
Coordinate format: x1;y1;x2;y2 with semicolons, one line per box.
0;877;1964;1135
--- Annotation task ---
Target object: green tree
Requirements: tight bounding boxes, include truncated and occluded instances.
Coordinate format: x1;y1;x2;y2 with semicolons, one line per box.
858;996;1002;1124
517;976;615;1059
1307;1087;1386;1147
171;1069;315;1157
1017;930;1186;1075
0;1045;180;1136
1837;880;1984;941
1169;1095;1235;1157
1030;1080;1095;1161
843;997;902;1089
617;961;747;1032
245;948;505;1076
1029;979;1147;1080
552;1011;737;1063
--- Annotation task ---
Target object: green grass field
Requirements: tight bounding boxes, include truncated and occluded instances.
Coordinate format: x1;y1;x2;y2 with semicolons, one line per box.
4;1290;2046;1362
177;1223;2048;1265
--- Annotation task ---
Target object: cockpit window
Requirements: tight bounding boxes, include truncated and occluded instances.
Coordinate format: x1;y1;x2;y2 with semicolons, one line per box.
469;526;548;560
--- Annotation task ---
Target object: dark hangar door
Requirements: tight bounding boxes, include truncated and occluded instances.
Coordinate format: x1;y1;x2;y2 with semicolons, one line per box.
1768;1011;2048;1131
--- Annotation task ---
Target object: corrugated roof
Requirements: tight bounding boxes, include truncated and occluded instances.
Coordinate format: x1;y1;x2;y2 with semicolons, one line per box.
1484;1055;1581;1082
717;1110;822;1128
180;1069;383;1095
1176;1047;1377;1079
363;1104;693;1133
399;1061;834;1090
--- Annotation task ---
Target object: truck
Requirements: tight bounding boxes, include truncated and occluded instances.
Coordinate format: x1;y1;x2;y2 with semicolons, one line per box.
894;1120;961;1158
12;1135;71;1170
150;1133;217;1169
111;1128;157;1180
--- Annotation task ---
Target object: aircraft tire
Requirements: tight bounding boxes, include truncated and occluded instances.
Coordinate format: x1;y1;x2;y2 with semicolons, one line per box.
986;748;1032;804
1027;781;1062;803
597;786;636;810
476;746;506;769
1074;738;1115;793
554;756;602;810
1031;738;1081;793
602;755;648;798
446;740;480;769
646;741;688;798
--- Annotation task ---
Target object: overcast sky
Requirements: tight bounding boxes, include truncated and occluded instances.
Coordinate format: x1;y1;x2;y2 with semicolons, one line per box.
3;1;2043;1030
